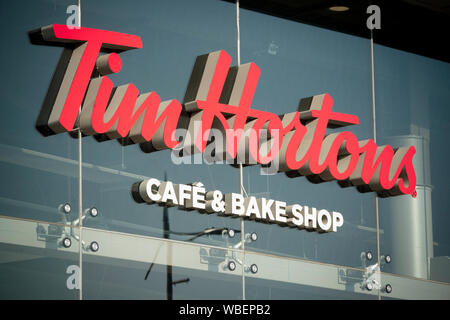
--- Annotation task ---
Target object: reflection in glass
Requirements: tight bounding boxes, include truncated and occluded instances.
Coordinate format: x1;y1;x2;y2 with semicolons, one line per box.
81;227;243;299
238;6;378;269
380;272;450;300
0;0;79;224
78;0;242;248
243;251;378;299
374;42;450;282
0;217;79;299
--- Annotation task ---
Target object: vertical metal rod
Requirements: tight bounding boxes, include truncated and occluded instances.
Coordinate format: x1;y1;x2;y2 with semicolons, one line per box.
164;207;173;300
78;120;83;301
77;0;81;27
163;172;173;300
77;0;83;301
370;29;381;301
370;31;377;144
236;0;245;301
236;0;241;67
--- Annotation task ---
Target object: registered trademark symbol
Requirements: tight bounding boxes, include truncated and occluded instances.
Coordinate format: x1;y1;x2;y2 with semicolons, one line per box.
411;190;417;198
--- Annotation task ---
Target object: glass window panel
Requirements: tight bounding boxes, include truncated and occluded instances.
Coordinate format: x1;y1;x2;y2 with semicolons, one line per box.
80;0;243;247
1;0;449;301
374;42;450;283
81;227;243;299
0;0;79;224
0;216;80;299
239;7;377;269
380;272;450;300
243;251;378;300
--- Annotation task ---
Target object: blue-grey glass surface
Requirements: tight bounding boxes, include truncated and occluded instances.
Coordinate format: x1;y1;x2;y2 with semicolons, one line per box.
80;0;242;247
242;251;379;300
0;0;79;224
0;218;79;299
238;7;377;269
374;42;450;283
245;278;376;300
81;227;243;299
83;262;243;299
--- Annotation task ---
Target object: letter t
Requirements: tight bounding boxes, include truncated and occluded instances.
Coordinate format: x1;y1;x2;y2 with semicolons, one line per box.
30;24;142;134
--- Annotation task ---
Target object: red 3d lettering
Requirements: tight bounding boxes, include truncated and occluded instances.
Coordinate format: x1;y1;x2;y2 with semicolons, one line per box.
29;24;416;197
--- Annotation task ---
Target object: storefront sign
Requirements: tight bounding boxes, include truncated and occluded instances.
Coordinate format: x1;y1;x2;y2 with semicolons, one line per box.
30;24;417;198
132;178;344;233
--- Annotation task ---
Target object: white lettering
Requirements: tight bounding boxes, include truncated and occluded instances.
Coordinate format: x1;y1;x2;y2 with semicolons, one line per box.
160;181;179;205
231;193;245;216
332;211;344;232
178;184;192;207
133;177;345;233
274;200;287;223
139;178;161;203
245;196;261;219
191;186;206;209
260;198;275;221
303;206;317;229
286;204;304;227
317;209;332;232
